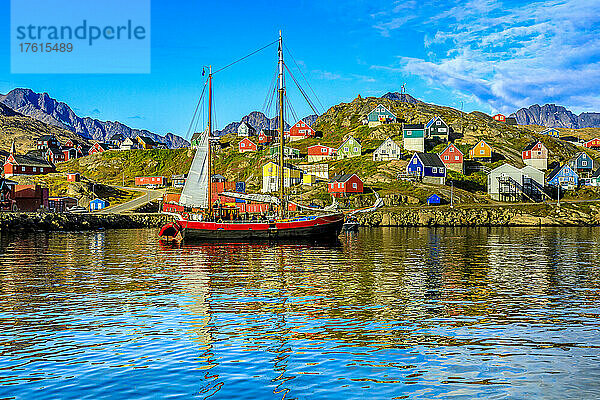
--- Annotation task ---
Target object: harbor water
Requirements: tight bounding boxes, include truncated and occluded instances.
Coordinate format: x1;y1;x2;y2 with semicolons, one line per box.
1;227;599;399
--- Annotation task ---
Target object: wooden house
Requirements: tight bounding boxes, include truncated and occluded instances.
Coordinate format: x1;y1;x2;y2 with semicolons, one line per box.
584;138;600;149
3;143;55;177
469;140;492;161
522;140;548;170
366;104;397;127
328;174;363;198
373;137;402;161
568;152;594;177
238;138;258;153
438;143;464;173
137;136;156;149
46;147;66;164
13;184;49;211
547;164;579;190
337;137;361;159
237;121;256;137
62;147;78;161
89;198;109;211
427;194;441;205
299;164;329;180
406;152;446;185
109;134;125;147
48;197;78;212
64;139;79;148
261;162;302;193
493;114;506;122
540;128;560;138
67;173;80;182
89;142;112;155
258;128;278;144
120;137;137;150
288;120;315;141
307;144;336;162
487;164;545;202
402;124;425;152
425;116;449;141
135;176;166;187
269;145;301;159
588;167;600;186
36;135;60;150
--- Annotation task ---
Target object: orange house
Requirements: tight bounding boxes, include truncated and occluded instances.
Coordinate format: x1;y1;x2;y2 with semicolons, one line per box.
469;140;492;161
493;114;506;122
439;143;464;172
288;120;315;141
238;138;258;153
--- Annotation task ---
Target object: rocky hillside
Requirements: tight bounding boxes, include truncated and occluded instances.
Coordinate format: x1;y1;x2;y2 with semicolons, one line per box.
381;92;422;104
214;111;317;136
511;104;600;129
0;88;189;148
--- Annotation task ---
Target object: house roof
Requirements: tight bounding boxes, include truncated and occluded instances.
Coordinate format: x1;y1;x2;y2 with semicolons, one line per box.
110;134;125;141
38;135;56;141
425;116;445;128
330;174;359;183
548;164;576;181
137;136;156;145
6;154;53;168
441;143;463;155
415;152;445;168
403;123;425;130
239;121;255;130
369;104;396;117
592;167;600;178
46;147;63;155
340;136;361;147
523;140;543;151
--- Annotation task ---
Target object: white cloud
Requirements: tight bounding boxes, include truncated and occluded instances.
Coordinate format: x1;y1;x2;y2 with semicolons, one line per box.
373;0;600;113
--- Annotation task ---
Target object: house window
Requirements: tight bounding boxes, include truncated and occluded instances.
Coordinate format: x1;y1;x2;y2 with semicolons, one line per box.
344;147;349;152
21;167;25;172
436;120;441;125
40;168;44;172
414;158;418;164
444;155;449;160
352;183;357;189
432;167;437;173
33;167;37;172
582;161;587;166
441;167;445;173
449;147;454;152
241;143;245;147
455;156;460;161
480;150;485;155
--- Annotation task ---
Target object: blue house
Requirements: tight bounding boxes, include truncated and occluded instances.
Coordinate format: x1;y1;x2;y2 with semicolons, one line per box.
427;194;442;205
406;152;446;185
540;128;560;138
547;164;579;190
568;152;594;177
366;104;397;127
90;198;109;211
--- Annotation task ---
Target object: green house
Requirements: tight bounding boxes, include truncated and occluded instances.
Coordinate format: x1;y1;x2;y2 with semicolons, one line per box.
269;145;301;159
337;136;362;159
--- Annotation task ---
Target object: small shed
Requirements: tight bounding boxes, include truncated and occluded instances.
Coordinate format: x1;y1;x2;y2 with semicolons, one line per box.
427;194;441;205
90;198;109;211
67;172;81;182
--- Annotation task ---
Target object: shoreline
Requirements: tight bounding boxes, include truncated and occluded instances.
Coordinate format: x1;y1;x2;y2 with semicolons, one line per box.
1;202;599;233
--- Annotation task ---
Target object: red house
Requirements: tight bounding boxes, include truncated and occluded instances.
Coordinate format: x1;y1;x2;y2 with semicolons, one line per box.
67;172;80;182
258;129;278;144
4;146;55;177
493;114;506;122
438;143;464;172
64;139;79;148
63;147;79;161
13;185;49;211
135;176;166;187
584;138;600;149
88;142;112;155
238;137;258;153
288;120;315;141
328;174;363;198
46;147;66;163
308;144;336;162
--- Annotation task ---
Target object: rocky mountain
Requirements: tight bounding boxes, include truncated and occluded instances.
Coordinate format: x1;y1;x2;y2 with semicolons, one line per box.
381;92;422;104
511;104;600;129
214;111;318;136
0;88;189;148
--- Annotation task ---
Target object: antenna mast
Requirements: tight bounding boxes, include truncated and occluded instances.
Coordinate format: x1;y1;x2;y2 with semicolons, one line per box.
278;31;286;218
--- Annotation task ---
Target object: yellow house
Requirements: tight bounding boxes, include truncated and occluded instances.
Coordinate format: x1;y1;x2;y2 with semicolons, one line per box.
137;135;156;149
469;140;492;161
303;174;316;186
261;161;302;192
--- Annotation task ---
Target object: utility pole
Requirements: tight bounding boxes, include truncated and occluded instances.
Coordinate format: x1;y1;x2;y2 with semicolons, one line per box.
557;184;561;208
450;180;454;208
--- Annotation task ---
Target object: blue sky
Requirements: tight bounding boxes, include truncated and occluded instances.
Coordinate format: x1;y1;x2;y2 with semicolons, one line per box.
1;0;599;140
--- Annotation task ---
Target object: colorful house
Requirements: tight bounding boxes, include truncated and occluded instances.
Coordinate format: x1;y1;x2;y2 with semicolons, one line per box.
62;147;79;161
427;194;441;205
303;174;316;186
547;164;579;190
337;137;361;159
469;140;492;161
367;104;397;127
373;137;402;161
493;114;506;122
438;143;464;173
487;164;546;202
89;198;109;211
137;136;156;149
522;140;548;170
269;145;301;159
36;135;60;150
584;138;600;149
299;163;329;180
237;121;256;137
89;142;113;155
67;173;80;182
568;152;594;177
109;134;125;147
402;124;425;152
307;144;336;162
238;138;258;153
46;147;66;164
588;167;600;186
425;116;449;141
288;120;315;141
540;128;560;138
406;152;446;185
258;128;278;144
135;176;166;187
328;174;363;198
3;142;55;177
261;162;303;193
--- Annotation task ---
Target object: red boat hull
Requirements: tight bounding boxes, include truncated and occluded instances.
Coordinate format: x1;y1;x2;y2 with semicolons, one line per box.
160;213;345;241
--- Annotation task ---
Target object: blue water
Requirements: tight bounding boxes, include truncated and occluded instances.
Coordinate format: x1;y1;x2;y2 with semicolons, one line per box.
1;227;600;399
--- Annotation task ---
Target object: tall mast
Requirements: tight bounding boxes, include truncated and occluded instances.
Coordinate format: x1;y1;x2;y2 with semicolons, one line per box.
207;66;213;216
278;31;285;218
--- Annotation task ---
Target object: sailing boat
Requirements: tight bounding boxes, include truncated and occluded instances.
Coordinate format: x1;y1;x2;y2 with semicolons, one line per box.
159;33;345;241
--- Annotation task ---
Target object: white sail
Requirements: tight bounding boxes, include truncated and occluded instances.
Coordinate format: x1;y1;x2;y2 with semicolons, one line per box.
179;131;209;208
